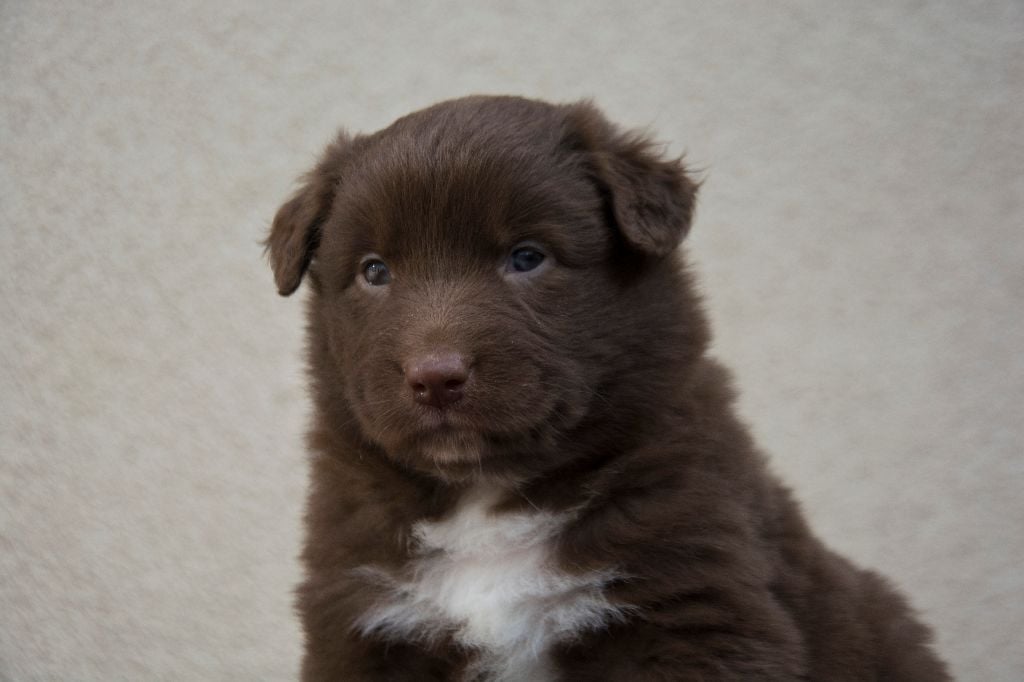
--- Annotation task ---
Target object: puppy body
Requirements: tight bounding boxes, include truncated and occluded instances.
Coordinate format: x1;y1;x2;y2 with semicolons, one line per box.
267;96;949;680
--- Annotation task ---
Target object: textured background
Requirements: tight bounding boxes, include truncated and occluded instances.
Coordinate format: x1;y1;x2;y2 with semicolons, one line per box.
2;1;1022;679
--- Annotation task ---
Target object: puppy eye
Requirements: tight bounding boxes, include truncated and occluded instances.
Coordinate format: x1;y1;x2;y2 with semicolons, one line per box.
507;246;546;273
362;259;392;286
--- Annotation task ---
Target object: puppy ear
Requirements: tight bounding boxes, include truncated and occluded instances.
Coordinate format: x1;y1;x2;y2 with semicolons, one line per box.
264;132;352;296
564;102;699;257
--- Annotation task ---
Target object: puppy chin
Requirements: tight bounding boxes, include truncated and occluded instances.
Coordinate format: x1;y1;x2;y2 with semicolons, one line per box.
383;428;485;482
417;429;484;465
403;429;540;485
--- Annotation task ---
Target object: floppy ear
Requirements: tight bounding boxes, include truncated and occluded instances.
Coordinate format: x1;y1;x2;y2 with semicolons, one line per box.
264;132;352;296
564;102;699;257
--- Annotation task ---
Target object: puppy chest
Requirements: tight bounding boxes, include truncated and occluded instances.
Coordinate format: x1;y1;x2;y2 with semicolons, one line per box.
356;487;623;680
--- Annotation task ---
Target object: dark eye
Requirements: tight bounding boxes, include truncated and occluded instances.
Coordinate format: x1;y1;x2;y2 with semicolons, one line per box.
508;246;546;273
362;259;392;286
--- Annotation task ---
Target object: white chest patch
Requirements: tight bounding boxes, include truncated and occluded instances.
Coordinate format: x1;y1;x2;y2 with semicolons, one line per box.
355;485;624;681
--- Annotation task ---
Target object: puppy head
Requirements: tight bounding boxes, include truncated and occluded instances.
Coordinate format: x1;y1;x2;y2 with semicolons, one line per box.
266;96;704;482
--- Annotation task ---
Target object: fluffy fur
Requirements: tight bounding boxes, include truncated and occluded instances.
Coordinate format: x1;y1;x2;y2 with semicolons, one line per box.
265;95;950;680
355;484;624;681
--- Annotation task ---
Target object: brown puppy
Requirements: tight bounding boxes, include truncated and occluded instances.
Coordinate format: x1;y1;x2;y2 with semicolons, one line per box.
266;96;949;681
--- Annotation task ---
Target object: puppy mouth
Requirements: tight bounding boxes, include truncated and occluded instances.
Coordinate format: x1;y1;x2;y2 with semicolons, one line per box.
410;404;466;431
406;401;549;446
408;397;578;458
415;429;486;464
353;359;588;476
392;411;517;470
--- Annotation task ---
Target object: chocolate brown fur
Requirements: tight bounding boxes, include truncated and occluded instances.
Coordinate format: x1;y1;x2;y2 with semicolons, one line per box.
266;96;950;680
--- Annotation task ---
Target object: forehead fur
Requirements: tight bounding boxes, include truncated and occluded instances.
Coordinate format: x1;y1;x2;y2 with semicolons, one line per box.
322;97;607;272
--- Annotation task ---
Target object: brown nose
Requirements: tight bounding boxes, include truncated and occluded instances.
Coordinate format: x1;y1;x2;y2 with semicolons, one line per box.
404;352;469;409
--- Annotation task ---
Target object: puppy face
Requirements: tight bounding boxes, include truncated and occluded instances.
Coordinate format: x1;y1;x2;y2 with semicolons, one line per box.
267;97;701;482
